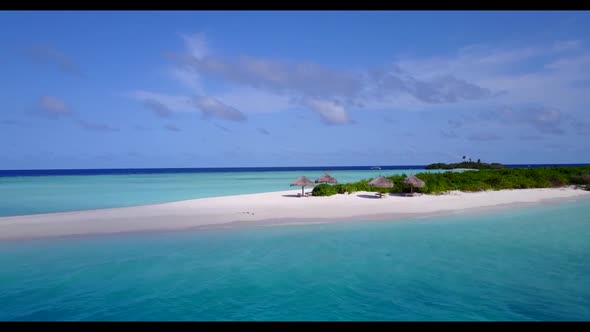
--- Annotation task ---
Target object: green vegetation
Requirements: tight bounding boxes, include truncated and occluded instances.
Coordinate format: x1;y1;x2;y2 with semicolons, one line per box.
571;173;590;186
312;183;339;196
312;181;371;197
312;166;590;196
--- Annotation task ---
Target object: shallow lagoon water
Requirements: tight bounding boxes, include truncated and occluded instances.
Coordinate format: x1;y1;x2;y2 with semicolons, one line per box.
1;197;589;321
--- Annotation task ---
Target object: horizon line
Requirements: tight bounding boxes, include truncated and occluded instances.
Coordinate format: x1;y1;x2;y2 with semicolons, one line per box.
2;163;590;172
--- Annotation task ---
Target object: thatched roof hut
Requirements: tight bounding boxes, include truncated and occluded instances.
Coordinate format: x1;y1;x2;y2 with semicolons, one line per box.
368;176;393;188
315;173;338;184
290;176;314;197
368;176;393;198
402;175;425;193
367;176;393;188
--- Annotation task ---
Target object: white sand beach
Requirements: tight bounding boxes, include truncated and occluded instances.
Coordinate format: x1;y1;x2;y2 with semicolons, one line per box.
1;187;589;240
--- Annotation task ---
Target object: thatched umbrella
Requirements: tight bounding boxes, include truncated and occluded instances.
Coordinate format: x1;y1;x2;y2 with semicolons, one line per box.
291;176;314;197
368;176;393;198
315;173;338;184
368;176;393;188
402;175;425;193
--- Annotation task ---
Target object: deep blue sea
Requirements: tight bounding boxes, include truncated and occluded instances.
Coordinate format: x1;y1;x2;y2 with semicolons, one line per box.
0;165;589;321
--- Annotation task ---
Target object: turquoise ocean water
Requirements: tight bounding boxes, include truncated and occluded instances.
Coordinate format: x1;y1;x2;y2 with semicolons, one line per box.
0;169;441;217
0;197;589;321
0;168;589;321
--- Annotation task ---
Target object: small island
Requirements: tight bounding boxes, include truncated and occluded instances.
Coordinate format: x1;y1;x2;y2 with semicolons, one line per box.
312;164;590;196
425;157;504;170
1;164;590;240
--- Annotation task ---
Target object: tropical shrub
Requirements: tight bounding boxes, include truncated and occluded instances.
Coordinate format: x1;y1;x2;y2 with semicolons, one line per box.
312;183;338;196
571;173;590;185
313;166;590;196
337;183;359;194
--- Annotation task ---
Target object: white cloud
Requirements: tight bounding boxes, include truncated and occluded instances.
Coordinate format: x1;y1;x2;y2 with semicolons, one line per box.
133;34;590;131
166;33;498;124
368;67;493;104
213;87;294;113
39;96;72;117
184;54;363;100
393;40;590;118
395;40;585;88
301;98;352;125
544;54;590;75
182;33;208;60
162;34;208;96
194;96;247;122
35;96;119;133
130;91;194;115
552;39;583;52
26;44;83;77
169;67;204;94
478;106;566;135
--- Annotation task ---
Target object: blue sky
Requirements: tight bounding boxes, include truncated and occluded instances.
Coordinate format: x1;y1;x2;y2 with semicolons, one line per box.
1;11;590;169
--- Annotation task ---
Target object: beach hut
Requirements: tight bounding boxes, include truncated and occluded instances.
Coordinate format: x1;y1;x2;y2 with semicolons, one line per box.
367;176;393;198
291;176;315;197
402;175;425;195
315;173;338;185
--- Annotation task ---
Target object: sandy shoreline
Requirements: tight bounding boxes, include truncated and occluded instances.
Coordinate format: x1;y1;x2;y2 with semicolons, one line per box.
0;187;589;240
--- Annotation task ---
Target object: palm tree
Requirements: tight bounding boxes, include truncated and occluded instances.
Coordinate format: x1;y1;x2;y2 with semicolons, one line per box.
462;156;466;162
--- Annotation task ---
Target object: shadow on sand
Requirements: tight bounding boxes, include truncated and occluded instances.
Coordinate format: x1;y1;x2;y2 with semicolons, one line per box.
282;194;313;198
356;194;382;199
357;193;411;199
388;193;405;197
